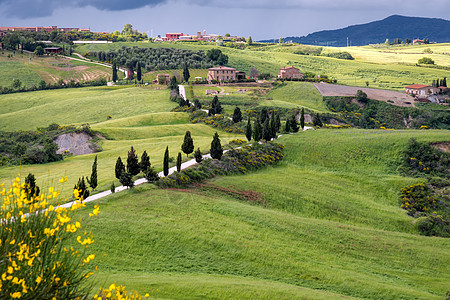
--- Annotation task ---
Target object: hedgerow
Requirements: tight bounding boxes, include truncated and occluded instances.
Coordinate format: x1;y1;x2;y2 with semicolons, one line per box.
156;142;284;188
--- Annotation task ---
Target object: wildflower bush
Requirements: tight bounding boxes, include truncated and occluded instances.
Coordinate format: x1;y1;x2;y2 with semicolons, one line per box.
400;183;436;216
0;176;100;298
157;142;284;188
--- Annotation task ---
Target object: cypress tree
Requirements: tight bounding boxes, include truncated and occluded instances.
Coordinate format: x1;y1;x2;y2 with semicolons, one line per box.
127;146;140;176
112;62;118;82
259;108;269;124
194;148;203;163
245;117;252;141
169;76;178;90
87;155;98;190
110;182;115;193
119;172;134;189
285;119;291;133
262;118;271;141
432;80;436;87
176;152;182;172
163;146;169;177
270;114;277;139
253;120;261;142
183;63;190;82
139;151;151;173
300;107;305;130
136;62;142;82
443;77;447;87
210;132;223;160
143;166;159;182
24;173;40;201
194;99;202;109
181;130;194;157
211;96;222;115
290;114;299;132
275;113;281;133
74;177;90;200
115;157;125;180
313;113;323;127
232;106;242;123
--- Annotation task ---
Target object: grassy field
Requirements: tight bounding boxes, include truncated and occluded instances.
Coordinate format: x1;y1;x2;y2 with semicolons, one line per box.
0;50;112;87
74;42;450;90
0;86;241;194
263;82;329;112
75;129;450;299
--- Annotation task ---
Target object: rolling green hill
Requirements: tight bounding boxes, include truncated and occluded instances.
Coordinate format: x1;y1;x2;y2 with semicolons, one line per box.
79;128;450;299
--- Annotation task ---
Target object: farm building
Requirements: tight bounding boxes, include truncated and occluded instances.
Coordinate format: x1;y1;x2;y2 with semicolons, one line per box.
154;74;170;84
166;33;184;40
44;47;62;54
278;66;304;79
405;84;440;96
207;66;237;82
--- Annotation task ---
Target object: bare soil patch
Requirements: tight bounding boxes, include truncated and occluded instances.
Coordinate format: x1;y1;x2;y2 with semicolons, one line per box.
431;142;450;153
314;83;416;107
55;132;100;155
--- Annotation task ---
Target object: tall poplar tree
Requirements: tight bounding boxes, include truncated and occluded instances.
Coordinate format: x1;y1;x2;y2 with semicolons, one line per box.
112;62;118;82
300;107;305;130
136;62;142;81
176;152;182;172
183;63;190;82
253;120;261;142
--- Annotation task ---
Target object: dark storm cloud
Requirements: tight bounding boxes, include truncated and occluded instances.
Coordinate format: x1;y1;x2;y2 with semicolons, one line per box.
0;0;167;18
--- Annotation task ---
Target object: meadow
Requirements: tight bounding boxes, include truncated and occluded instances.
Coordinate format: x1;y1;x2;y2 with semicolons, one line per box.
75;42;450;90
78;128;450;299
1;41;449;299
0;86;241;194
0;50;112;87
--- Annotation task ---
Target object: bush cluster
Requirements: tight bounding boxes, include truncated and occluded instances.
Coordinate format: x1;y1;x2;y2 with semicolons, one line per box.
157;142;284;188
90;47;215;71
0;78;107;95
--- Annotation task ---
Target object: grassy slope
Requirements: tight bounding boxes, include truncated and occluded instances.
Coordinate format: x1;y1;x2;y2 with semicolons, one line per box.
0;61;42;88
79;129;449;299
75;42;450;90
0;86;241;194
0;50;112;86
263;82;328;112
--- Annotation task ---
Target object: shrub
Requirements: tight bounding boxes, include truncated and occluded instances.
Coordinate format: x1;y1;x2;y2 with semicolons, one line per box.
0;176;97;299
416;214;450;237
418;57;435;65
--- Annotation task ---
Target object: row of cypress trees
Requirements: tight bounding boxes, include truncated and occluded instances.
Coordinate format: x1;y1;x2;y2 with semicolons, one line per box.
115;147;159;189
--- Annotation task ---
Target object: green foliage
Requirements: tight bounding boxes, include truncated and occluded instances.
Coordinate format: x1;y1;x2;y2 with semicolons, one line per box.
356;90;368;103
253;120;261;142
400;138;449;178
136;61;142;81
112;62;118;82
139;150;151;174
24;173;40;200
157;142;284;188
169;76;178;90
210;132;223;160
163;146;169;177
290;114;299;132
86;155;98;190
74;176;90;200
321;51;354;60
245;117;252;142
176;152;182;172
206;49;229;65
210;96;223;115
232;107;242;123
126;146;140;176
312;113;323;127
262;118;271;141
300;107;305;129
181;131;194;157
115;157;125;180
110;182;115;193
194;148;203;163
416;213;450;237
400;183;436;216
183;64;190;82
34;45;44;56
119;171;134;189
418;57;435;64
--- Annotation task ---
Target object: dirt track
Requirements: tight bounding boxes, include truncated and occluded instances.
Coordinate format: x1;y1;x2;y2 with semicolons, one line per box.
314;83;416;107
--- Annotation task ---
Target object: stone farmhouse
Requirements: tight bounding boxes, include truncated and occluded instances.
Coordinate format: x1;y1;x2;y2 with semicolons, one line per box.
207;66;237;82
405;84;440;97
278;66;304;79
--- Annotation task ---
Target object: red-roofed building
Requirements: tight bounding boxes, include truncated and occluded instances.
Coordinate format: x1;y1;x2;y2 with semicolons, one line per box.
207;66;237;82
166;33;184;40
405;84;440;96
278;66;304;79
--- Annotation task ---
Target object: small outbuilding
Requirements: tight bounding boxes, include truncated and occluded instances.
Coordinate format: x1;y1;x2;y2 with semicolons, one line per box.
44;47;62;54
405;84;440;96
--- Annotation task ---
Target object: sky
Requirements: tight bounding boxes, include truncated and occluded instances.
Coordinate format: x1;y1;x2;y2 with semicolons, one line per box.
0;0;448;40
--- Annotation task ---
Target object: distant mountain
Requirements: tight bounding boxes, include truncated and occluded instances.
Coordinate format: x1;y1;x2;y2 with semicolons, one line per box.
260;15;450;46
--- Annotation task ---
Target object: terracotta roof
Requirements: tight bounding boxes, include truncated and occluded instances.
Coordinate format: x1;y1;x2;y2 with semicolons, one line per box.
208;66;236;71
405;84;431;89
280;66;299;70
438;86;448;89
